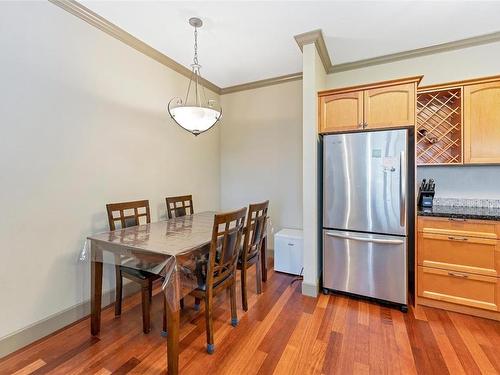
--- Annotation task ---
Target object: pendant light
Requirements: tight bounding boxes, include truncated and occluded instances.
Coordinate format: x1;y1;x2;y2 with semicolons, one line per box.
168;17;222;136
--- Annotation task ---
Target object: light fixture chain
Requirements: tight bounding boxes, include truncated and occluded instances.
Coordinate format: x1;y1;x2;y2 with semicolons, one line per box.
193;27;199;66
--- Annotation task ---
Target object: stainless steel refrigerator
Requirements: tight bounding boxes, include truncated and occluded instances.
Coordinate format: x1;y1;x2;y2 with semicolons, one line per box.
322;129;412;309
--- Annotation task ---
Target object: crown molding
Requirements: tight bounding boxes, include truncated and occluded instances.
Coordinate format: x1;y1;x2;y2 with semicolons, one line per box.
220;72;303;95
331;30;500;73
294;29;332;73
48;1;500;96
295;28;500;75
48;0;222;94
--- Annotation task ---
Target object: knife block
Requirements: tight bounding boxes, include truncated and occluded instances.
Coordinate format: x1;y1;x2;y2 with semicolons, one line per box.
417;189;435;208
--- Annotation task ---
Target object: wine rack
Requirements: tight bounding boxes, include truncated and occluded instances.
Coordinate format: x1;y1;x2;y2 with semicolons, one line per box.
416;88;462;165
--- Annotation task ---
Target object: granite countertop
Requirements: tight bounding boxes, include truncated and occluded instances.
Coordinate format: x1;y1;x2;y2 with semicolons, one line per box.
417;205;500;221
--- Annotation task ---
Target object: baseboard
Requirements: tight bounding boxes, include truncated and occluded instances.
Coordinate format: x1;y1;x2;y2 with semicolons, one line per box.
0;283;140;359
301;280;319;297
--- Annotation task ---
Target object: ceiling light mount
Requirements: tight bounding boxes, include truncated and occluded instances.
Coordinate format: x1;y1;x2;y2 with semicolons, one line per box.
167;17;222;136
189;17;203;28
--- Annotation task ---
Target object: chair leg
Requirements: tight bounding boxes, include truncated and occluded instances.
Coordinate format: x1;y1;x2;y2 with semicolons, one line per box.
162;293;168;337
194;297;201;311
204;294;214;354
256;255;263;295
180;298;185;309
241;267;248;312
230;282;238;327
141;283;151;334
114;266;122;316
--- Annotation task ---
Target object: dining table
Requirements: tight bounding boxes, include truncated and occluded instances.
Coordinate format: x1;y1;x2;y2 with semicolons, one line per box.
85;211;268;375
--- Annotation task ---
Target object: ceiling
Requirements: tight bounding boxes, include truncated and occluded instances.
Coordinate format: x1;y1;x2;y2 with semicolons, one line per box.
82;1;500;88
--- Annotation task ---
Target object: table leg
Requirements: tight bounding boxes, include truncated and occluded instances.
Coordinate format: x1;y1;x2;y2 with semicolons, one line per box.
166;302;180;375
91;256;103;336
260;236;268;282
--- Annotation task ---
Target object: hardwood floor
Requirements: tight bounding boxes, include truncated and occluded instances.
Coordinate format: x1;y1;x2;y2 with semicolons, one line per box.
1;265;500;375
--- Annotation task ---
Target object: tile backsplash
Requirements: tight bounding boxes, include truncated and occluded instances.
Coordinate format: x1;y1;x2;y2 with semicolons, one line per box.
433;197;500;209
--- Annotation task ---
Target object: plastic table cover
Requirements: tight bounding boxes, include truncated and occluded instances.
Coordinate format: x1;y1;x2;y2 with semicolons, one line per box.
82;211;217;311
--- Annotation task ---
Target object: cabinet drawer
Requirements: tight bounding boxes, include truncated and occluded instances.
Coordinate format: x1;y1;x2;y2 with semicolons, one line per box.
417;232;500;277
418;216;498;239
418;266;499;311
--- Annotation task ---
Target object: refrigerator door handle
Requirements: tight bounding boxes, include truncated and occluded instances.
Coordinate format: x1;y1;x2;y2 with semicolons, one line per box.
400;150;406;227
325;232;405;245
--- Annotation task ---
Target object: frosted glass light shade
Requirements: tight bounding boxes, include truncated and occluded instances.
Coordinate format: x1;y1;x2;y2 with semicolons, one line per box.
169;105;221;135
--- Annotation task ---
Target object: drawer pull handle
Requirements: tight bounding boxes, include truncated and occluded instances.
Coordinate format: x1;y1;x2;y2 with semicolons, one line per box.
448;272;469;278
288;243;295;246
449;218;467;222
447;236;468;241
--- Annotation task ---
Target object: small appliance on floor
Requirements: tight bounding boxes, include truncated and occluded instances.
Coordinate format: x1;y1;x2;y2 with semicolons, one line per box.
274;229;303;276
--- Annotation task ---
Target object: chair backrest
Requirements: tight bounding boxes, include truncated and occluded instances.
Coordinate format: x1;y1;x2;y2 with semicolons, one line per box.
165;195;194;219
242;201;269;262
106;200;151;230
206;207;247;291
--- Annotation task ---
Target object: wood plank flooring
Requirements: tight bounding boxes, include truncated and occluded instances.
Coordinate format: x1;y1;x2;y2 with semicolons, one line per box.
1;265;499;375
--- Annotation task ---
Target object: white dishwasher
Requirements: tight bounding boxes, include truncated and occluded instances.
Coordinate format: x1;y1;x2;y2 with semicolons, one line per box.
274;229;303;275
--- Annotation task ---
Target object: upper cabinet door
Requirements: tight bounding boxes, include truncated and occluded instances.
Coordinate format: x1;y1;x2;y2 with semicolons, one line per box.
319;91;363;133
464;81;500;164
363;83;416;129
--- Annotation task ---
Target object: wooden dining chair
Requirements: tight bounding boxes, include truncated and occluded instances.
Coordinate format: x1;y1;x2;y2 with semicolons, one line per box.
189;207;247;354
164;195;194;312
166;195;194;219
238;201;269;311
106;200;160;334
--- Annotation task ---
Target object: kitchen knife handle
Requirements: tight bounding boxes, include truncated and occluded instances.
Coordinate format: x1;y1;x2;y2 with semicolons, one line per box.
400;150;406;227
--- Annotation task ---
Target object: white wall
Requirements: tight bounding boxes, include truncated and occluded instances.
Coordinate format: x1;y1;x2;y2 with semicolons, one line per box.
326;41;500;199
0;1;220;342
302;44;326;297
219;80;303;238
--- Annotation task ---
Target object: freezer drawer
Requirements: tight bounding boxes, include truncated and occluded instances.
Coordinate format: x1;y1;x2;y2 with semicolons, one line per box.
323;229;407;304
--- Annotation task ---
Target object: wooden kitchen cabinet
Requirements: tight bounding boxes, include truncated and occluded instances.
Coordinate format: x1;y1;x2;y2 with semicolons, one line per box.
363;83;416;129
418;232;500;277
417;216;500;320
318;91;363;133
418;266;499;312
417;75;500;165
464;80;500;164
318;76;422;134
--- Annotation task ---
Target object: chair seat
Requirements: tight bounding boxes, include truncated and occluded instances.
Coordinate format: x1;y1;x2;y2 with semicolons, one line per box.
120;266;155;280
193;273;232;292
237;252;259;268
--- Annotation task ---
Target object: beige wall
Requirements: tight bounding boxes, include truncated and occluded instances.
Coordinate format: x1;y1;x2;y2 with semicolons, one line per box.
326;41;500;88
219;80;303;237
0;1;220;343
327;41;500;199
